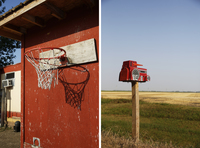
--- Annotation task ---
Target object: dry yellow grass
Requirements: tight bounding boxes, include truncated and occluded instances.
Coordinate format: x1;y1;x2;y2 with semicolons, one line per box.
101;130;182;148
101;91;200;107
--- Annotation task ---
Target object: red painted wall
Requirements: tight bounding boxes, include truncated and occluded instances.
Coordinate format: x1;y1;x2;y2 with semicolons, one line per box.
7;111;21;118
1;63;21;73
21;5;99;148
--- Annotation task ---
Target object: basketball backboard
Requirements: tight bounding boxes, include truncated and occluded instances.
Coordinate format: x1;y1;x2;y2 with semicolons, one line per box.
39;38;97;69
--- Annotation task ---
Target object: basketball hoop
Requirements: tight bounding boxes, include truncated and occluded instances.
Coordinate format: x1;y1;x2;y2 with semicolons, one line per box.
24;47;67;90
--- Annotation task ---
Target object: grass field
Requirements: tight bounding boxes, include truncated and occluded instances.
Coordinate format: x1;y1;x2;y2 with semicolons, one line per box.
101;91;200;147
102;91;200;107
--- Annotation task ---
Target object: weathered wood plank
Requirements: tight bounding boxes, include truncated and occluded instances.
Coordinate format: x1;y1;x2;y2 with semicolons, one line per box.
3;24;26;35
0;0;46;26
21;14;44;27
62;38;97;65
43;2;66;20
0;29;21;41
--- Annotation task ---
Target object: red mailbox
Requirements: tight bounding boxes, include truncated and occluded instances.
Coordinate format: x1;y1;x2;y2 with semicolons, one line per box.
119;60;150;82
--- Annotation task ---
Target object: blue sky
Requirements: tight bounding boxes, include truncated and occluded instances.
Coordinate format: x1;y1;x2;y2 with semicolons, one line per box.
102;0;200;91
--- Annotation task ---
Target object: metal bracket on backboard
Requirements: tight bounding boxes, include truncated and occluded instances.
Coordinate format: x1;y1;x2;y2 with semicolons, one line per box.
39;38;97;70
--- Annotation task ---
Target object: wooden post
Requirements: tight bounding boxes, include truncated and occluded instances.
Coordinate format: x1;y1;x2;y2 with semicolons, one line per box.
1;88;5;127
131;82;139;143
5;87;7;128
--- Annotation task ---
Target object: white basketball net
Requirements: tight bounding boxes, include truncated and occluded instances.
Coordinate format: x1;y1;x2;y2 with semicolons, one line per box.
25;48;66;90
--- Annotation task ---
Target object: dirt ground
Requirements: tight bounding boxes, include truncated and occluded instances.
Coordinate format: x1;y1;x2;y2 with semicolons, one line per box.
0;128;20;148
101;91;200;107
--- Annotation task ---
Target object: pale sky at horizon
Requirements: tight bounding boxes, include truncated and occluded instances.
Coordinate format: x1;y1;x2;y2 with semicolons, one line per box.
102;0;200;91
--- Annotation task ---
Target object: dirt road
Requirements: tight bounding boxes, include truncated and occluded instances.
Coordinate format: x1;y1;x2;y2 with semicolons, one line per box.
0;128;20;148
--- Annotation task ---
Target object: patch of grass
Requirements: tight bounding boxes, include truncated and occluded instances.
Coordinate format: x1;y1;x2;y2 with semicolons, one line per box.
140;102;200;121
0;126;12;132
101;98;132;104
101;98;200;147
102;130;184;148
102;115;132;138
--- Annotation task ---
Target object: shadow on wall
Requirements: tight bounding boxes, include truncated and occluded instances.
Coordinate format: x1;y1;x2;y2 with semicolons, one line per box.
58;65;90;110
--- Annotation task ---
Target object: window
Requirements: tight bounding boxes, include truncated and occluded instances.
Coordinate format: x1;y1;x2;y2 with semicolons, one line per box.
6;72;15;79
